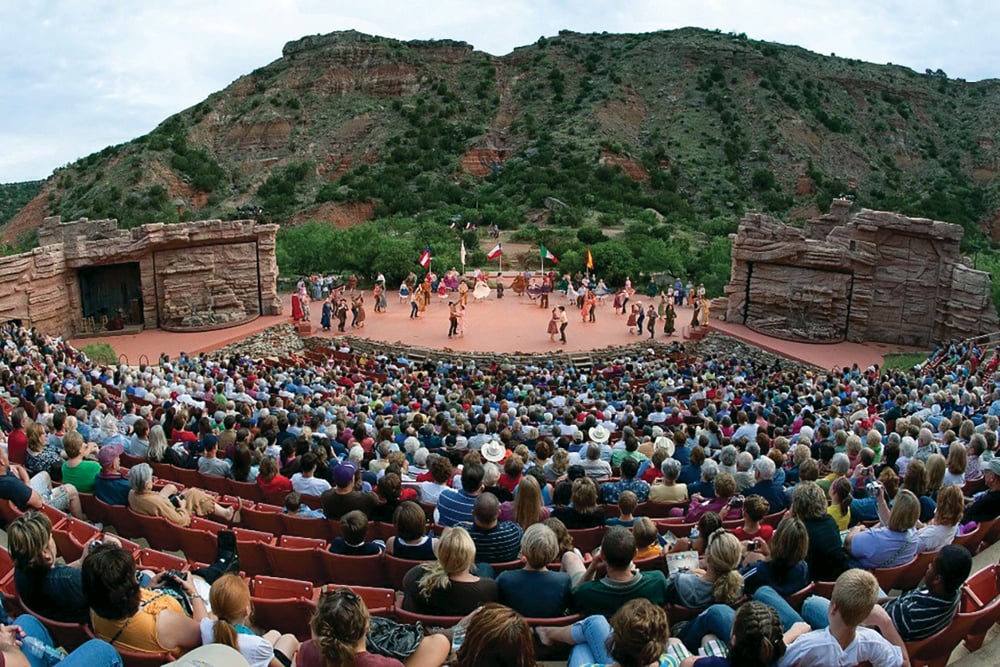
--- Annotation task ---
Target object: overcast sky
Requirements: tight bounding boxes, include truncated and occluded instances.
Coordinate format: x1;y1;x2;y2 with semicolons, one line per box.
1;0;997;183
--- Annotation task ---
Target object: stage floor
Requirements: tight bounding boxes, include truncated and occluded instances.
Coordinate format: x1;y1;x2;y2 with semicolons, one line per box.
70;292;921;370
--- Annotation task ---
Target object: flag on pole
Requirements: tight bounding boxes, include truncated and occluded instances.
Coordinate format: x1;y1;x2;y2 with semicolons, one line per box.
418;246;432;268
540;243;559;264
487;242;503;260
460;240;467;266
586;247;594;271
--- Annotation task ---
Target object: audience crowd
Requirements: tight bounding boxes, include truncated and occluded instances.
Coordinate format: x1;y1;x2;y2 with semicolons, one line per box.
0;321;998;666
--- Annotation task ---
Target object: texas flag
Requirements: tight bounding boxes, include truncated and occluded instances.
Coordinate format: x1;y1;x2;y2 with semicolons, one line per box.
487;243;503;260
418;247;432;268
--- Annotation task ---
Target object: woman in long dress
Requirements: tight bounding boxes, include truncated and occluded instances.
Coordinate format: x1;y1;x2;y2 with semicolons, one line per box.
690;296;701;328
700;297;710;326
547;307;560;341
355;295;366;328
626;303;639;333
320;298;333;331
473;275;491;301
663;302;676;335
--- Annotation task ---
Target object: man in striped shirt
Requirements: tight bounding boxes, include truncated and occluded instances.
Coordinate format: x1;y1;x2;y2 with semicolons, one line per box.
458;492;523;564
435;462;483;527
882;544;973;641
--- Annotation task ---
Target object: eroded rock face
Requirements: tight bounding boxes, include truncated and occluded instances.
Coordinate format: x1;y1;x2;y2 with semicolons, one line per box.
725;201;999;345
11;217;283;336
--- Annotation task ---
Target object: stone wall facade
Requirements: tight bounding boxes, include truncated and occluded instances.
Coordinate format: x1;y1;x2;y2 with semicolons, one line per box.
724;202;999;346
5;217;282;337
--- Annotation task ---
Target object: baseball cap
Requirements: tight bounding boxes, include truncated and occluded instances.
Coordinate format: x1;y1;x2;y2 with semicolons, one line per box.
333;461;359;487
98;444;124;468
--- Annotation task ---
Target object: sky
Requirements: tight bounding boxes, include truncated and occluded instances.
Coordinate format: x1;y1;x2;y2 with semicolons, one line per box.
1;1;998;184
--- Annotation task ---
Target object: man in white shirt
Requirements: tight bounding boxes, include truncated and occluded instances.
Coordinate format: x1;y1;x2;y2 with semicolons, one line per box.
778;569;905;667
290;452;332;496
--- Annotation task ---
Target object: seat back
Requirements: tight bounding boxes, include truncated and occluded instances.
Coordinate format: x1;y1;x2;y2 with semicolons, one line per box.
567;526;606;554
136;548;188;572
872;555;918;593
654;520;696;538
52;517;100;562
283;513;335;541
952;524;983;553
262;541;322;584
242;504;286;535
127;508;179;552
228;479;263;503
639;501;687;518
319;551;387;588
383;554;426;590
894;549;938;592
250;576;316;641
84;625;175;665
18;598;89;651
232;528;274;578
173;525;219;565
977;517;1000;549
905;610;976;667
785;583;815;611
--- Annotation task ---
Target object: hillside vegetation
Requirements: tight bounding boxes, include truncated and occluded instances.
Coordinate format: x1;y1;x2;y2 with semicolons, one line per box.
3;28;1000;293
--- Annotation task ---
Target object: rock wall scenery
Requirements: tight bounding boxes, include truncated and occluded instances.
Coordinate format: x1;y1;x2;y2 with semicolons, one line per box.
3;216;281;337
724;199;999;346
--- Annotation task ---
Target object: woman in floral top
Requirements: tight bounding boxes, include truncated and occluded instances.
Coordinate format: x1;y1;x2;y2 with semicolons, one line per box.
25;422;63;477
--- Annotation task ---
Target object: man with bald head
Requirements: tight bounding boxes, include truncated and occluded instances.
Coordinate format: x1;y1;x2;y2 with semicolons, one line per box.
458;492;523;564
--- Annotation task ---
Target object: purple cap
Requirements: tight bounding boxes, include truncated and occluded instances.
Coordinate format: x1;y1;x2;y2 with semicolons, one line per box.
98;444;124;468
333;461;359;487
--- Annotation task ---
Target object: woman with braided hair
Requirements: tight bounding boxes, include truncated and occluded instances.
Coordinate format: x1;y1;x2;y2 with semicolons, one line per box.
297;588;449;667
679;600;798;667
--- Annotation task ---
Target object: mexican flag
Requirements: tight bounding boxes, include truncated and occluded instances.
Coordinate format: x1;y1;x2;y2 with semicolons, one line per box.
540;243;559;264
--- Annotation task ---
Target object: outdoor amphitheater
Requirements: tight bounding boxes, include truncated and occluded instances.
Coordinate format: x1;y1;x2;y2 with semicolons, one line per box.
0;207;998;667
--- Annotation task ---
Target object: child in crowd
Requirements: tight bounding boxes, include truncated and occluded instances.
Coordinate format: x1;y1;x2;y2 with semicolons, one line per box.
328;510;385;555
283;492;325;519
606;490;638;527
633;517;663;560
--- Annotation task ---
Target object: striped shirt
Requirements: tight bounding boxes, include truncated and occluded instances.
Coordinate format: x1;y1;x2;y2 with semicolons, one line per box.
460;520;524;564
883;587;959;641
435;489;478;527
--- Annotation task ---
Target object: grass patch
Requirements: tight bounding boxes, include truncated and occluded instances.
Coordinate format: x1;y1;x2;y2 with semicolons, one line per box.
80;342;118;366
883;352;929;370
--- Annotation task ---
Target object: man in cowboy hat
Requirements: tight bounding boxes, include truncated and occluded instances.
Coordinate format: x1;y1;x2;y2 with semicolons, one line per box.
588;425;613;461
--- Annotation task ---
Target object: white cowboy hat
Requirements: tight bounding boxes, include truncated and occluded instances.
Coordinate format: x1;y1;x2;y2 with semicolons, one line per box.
481;439;506;463
654;435;675;457
589;425;610;443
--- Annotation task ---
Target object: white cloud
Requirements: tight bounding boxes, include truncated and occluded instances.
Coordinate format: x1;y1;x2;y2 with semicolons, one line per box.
0;0;997;182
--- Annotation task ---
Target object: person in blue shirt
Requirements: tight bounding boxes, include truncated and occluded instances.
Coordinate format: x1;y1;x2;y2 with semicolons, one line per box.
94;444;130;506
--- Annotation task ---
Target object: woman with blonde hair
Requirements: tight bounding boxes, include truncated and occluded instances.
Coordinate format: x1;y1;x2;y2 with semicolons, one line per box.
401;527;498;616
665;529;744;609
201;574;299;667
552;477;605;529
943;444;967;487
543;448;570;481
500;474;550;530
846;488;920;568
925;453;947;499
24;421;62;477
915;484;963;552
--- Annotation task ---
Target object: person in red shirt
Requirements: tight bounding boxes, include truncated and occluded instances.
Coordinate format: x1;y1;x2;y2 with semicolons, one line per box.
497;456;523;494
256;456;293;496
730;494;774;544
6;407;28;466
